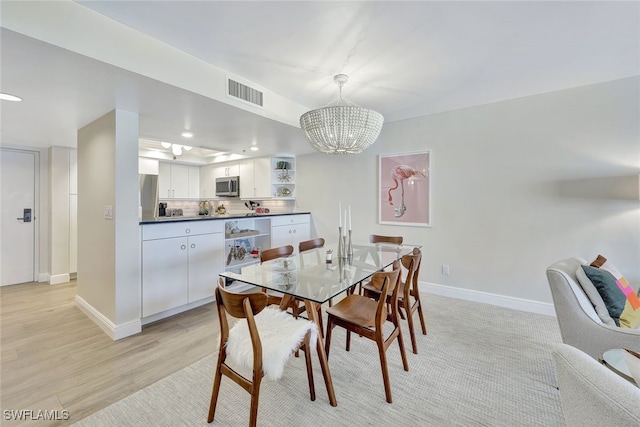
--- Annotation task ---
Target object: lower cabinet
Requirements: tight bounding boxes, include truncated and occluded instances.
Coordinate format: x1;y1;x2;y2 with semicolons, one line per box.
142;236;189;317
187;232;224;302
141;222;224;318
270;214;310;251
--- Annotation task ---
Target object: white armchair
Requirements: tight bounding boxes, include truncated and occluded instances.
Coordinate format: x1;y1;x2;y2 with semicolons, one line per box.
552;343;640;427
546;257;640;359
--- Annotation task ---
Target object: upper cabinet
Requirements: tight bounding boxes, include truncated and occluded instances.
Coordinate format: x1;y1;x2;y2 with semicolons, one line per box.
240;158;271;199
159;162;200;199
214;162;239;178
164;156;297;200
200;164;216;199
271;157;295;199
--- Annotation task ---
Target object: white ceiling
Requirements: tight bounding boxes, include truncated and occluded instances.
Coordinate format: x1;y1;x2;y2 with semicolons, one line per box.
1;1;638;158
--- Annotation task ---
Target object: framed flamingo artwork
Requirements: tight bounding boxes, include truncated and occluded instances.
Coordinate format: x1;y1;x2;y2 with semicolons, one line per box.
379;151;431;227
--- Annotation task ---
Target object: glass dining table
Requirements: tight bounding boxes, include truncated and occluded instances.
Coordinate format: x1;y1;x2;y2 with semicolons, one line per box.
219;241;418;407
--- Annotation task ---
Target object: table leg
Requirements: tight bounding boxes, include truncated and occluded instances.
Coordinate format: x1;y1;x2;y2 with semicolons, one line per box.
304;300;338;406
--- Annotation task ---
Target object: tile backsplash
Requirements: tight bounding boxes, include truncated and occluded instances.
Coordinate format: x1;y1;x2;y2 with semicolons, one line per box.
161;199;296;217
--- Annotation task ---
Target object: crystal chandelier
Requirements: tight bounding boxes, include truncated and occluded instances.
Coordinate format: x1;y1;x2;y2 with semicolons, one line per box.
300;74;384;154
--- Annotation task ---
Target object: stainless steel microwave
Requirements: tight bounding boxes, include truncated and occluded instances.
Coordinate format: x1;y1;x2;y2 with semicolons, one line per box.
215;176;240;197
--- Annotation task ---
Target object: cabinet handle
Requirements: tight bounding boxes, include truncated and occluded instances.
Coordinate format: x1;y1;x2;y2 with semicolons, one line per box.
293;229;296;234
191;243;196;249
185;228;191;234
172;189;175;198
168;189;171;198
181;245;186;250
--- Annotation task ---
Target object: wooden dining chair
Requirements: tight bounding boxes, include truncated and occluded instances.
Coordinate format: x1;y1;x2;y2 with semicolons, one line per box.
369;234;404;245
298;238;332;310
324;267;409;403
208;278;317;427
363;247;427;354
350;234;404;295
259;245;297;305
298;237;325;253
260;245;316;329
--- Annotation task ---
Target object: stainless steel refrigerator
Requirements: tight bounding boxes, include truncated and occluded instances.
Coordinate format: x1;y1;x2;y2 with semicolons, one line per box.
139;174;159;221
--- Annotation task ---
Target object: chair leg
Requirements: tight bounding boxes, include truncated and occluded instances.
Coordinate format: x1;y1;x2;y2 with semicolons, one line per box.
397;328;410;372
416;300;427;335
248;376;262;427
302;339;316;401
406;308;418;354
324;317;334;358
346;330;351;352
207;359;224;423
377;341;393;403
316;306;324;338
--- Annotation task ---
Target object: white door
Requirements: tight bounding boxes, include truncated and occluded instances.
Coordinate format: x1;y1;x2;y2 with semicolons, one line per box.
1;149;36;285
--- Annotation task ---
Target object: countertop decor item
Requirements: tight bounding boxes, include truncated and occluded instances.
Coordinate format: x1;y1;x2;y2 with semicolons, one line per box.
299;74;384;155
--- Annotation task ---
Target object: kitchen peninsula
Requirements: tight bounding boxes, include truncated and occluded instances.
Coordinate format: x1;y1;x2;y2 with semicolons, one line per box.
140;212;310;325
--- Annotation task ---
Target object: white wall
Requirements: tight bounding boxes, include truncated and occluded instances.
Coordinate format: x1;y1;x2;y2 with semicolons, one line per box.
76;109;141;339
48;146;70;284
297;76;640;309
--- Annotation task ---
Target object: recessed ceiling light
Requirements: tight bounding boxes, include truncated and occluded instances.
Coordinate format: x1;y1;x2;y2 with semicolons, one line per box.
181;131;194;138
250;146;259;151
160;141;171;148
0;93;22;102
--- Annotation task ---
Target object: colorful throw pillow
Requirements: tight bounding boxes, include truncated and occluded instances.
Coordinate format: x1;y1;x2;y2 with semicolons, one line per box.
581;255;640;329
575;266;617;326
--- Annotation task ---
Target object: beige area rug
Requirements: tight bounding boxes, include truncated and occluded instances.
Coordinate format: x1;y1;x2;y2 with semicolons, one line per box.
72;294;565;426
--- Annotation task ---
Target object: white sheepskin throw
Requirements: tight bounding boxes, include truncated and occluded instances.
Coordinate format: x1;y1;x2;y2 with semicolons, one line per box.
226;306;318;381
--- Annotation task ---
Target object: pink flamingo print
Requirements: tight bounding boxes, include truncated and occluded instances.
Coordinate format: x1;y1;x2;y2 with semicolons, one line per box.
388;165;426;217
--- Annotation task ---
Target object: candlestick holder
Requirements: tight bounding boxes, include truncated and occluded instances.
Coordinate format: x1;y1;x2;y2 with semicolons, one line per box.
338;226;344;259
341;234;348;260
347;229;353;262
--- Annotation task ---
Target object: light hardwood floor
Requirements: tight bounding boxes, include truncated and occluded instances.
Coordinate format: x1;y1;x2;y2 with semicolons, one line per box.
1;280;220;426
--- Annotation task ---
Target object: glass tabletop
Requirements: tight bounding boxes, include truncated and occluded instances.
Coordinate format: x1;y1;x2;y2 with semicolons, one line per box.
220;242;418;304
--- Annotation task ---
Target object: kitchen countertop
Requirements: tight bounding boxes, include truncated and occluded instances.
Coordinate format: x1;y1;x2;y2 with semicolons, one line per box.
139;212;310;225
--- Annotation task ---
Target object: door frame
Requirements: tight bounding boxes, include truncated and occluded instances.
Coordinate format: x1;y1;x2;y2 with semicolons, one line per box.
1;147;40;284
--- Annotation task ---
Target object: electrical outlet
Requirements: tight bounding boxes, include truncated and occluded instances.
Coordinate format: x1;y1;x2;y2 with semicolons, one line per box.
104;205;113;220
442;264;450;275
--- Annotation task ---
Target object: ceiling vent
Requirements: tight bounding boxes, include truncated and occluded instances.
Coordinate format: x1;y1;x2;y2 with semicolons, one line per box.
227;76;263;108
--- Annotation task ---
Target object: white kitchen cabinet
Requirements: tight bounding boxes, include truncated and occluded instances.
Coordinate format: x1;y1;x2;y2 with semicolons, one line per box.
188;232;224;302
141;221;224;318
214;162;239;179
270;214;310;251
159;162;200;199
171;164;189;198
200;164;216;198
142;236;189;317
240;158;271;199
188;166;200;198
159;162;171;198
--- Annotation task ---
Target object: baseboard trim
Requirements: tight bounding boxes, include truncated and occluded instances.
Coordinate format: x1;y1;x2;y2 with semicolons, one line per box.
49;273;70;285
420;281;556;316
75;295;142;340
141;296;215;326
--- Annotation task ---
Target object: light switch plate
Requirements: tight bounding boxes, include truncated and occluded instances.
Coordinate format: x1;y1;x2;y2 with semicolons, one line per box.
104;205;113;220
